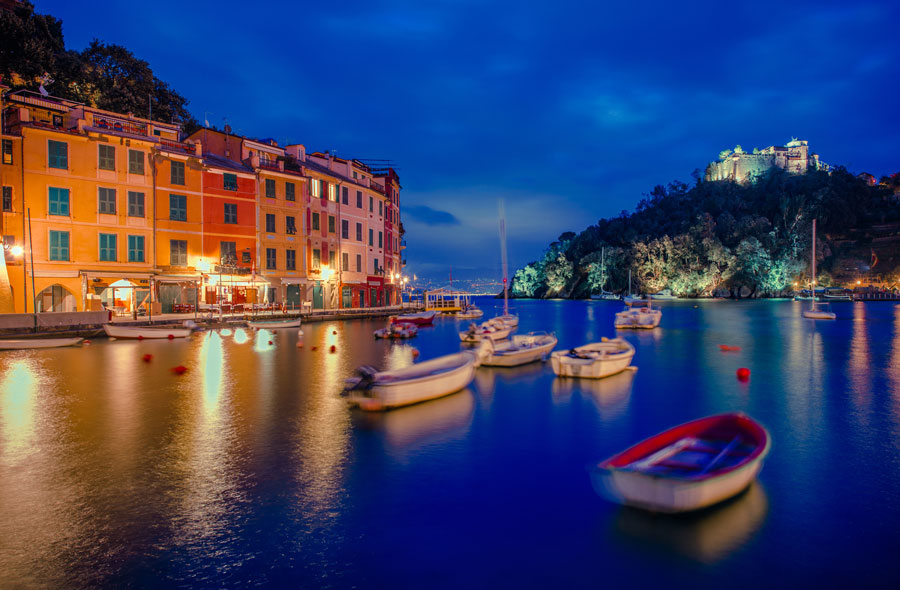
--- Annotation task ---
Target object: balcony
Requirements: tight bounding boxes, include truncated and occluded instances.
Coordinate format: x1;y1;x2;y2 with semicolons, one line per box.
259;158;282;171
92;113;148;137
158;138;195;155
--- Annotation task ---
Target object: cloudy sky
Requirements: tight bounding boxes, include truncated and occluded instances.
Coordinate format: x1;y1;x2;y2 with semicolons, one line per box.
42;0;900;280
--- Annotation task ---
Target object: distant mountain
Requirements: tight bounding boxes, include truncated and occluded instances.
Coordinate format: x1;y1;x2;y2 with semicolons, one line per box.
511;167;900;299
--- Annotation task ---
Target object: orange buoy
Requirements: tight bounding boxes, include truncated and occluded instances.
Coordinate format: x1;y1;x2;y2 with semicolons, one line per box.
83;340;92;346
330;345;336;353
411;348;420;359
296;341;303;348
171;365;187;375
736;367;750;381
142;354;153;363
719;345;741;352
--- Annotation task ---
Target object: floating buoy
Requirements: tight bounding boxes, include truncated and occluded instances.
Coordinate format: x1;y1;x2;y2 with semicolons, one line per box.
330;345;336;353
137;335;144;341
142;354;153;363
311;346;318;351
332;330;337;335
736;367;751;381
83;340;92;346
719;345;741;352
411;348;420;359
296;341;303;348
172;365;187;375
268;340;273;345
167;334;174;340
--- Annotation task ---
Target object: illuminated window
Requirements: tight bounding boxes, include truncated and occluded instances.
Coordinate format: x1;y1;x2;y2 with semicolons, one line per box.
311;179;321;198
1;139;12;165
329;250;335;268
312;248;320;269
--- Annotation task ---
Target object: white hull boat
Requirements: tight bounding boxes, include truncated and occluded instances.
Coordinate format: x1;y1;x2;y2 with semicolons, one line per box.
589;413;770;513
391;310;437;326
481;333;558;367
460;321;515;343
803;305;836;320
615;304;662;329
648;289;679;300
591;291;620;301
0;337;83;350
248;317;302;329
342;350;480;411
456;307;484;319
623;295;644;305
491;314;519;328
374;322;418;339
103;324;193;339
550;338;635;378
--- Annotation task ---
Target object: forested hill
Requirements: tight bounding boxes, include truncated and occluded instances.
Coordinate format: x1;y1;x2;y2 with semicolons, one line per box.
511;167;900;299
0;1;199;133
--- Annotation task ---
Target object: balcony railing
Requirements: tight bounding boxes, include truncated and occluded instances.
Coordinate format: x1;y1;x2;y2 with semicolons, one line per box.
158;138;194;155
259;159;282;171
92;113;148;137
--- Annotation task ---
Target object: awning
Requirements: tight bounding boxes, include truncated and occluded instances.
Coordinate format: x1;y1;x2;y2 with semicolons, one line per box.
155;274;202;283
80;270;153;280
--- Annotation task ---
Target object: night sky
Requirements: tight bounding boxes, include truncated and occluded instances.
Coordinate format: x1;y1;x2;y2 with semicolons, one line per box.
40;0;900;280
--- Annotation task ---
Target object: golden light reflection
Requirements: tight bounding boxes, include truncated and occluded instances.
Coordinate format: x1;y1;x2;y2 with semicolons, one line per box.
233;328;249;344
848;304;870;413
254;329;275;353
551;370;634;418
611;483;768;564
0;360;39;466
890;305;900;422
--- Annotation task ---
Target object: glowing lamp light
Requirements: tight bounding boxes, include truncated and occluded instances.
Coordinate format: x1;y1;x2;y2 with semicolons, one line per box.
196;259;211;273
321;265;335;282
10;245;24;257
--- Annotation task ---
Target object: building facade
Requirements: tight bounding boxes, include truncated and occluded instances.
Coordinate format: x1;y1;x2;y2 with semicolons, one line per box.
0;88;402;314
705;138;829;184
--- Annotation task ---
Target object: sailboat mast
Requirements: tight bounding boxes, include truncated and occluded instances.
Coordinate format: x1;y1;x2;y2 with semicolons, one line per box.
811;219;817;288
601;247;605;292
499;200;508;316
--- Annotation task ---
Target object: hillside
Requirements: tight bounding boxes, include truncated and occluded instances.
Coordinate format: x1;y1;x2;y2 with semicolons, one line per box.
511;167;900;299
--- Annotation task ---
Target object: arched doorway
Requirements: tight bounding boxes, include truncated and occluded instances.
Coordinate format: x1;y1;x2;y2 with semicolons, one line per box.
35;284;77;312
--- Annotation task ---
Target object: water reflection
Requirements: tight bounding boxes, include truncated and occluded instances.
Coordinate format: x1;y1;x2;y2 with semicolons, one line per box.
610;482;768;564
551;369;634;416
233;328;249;344
0;360;40;465
473;363;546;395
848;304;870;413
354;390;475;454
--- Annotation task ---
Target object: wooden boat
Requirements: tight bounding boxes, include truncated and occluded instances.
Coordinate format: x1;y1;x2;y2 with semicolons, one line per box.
550;338;635;378
342;350;480;411
615;300;662;329
0;337;83;350
456;306;484;319
590;413;771;513
390;310;438;326
374;322;418;339
459;320;515;343
802;220;836;320
103;324;193;339
491;314;519;328
480;332;558;367
248;317;302;329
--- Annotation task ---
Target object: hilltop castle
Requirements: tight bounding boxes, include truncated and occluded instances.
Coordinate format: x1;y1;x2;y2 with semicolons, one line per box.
705;138;829;183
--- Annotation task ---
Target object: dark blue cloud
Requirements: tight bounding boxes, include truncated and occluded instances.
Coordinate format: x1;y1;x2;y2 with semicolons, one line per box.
403;205;460;226
41;0;900;279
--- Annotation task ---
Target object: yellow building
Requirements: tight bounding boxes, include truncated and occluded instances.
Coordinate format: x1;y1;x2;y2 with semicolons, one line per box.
1;89;198;314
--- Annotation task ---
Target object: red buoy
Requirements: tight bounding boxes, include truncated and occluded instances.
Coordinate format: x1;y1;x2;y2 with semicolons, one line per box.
171;365;187;375
167;334;175;340
329;345;336;353
137;335;144;341
268;340;273;345
332;330;337;335
142;354;153;363
311;346;318;351
720;345;741;352
736;367;751;381
412;348;420;359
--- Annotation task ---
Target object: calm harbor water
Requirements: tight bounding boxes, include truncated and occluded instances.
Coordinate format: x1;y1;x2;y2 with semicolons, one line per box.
1;298;900;587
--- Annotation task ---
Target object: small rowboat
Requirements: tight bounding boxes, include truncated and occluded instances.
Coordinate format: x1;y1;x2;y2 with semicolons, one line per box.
615;301;662;329
374;322;418;339
342;350;480;411
248;317;302;329
550;338;635;378
590;413;771;513
459;320;515;343
0;337;83;350
390;310;438;326
103;324;193;339
480;332;558;367
491;314;519;328
456;306;484;319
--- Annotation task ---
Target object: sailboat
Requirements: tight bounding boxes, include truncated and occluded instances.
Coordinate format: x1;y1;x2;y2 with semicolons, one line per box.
802;219;836;320
623;270;643;304
493;201;518;328
590;247;620;300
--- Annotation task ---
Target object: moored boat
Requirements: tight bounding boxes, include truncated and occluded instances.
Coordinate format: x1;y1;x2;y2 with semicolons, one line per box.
615;300;662;329
456;306;484;319
589;413;771;513
648;289;679;300
248;317;302;329
480;332;558;367
802;220;836;320
374;322;418;339
0;337;83;350
491;314;519;328
459;320;515;343
391;310;438;326
341;350;482;411
591;291;620;301
103;324;193;339
550;338;635;378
